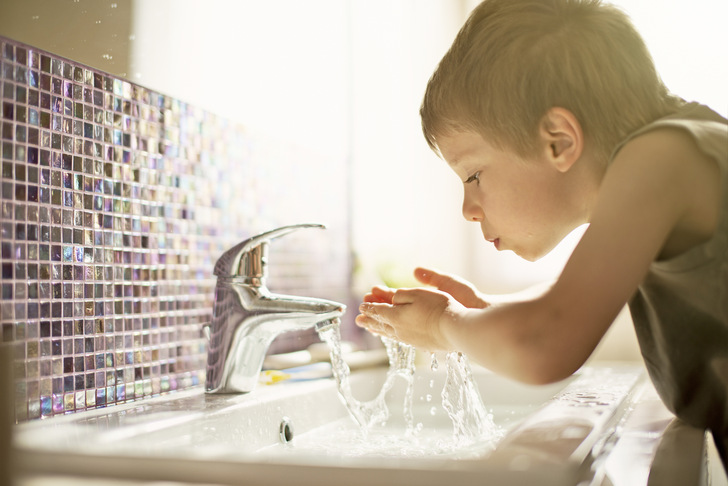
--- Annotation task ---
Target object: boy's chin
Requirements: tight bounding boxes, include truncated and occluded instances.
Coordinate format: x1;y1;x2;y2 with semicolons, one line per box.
510;227;584;262
512;242;559;262
516;250;546;263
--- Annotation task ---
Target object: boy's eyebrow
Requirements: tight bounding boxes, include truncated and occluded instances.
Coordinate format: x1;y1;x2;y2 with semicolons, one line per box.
442;138;479;167
441;146;464;166
446;151;470;168
440;131;490;167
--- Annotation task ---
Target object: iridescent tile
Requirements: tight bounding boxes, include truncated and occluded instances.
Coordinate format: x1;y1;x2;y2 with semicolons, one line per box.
61;62;73;80
85;389;95;408
75;390;85;409
39;376;51;396
47;394;60;415
63;392;74;411
134;381;144;398
26;360;38;378
96;387;106;406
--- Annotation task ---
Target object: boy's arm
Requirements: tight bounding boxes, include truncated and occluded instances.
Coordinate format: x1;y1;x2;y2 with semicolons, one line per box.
359;128;718;384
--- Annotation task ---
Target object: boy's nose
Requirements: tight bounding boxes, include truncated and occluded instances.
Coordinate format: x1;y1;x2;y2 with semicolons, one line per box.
462;193;484;222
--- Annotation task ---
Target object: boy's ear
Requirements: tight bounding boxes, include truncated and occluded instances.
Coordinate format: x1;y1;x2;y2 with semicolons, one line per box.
539;107;583;172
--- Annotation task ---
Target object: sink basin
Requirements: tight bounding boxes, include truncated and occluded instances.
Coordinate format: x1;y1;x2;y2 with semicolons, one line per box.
12;363;705;485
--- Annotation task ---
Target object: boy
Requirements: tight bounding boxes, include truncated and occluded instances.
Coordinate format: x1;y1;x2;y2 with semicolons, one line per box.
355;0;728;465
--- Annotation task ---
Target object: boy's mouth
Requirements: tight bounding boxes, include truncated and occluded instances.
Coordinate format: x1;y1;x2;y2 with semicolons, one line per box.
486;237;500;250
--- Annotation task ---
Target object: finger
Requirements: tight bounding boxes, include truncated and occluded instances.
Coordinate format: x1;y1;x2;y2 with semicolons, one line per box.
355;313;378;329
362;293;386;303
358;302;396;324
414;267;442;286
414;267;459;290
390;288;419;305
361;286;395;304
370;286;396;303
392;287;449;305
355;313;396;338
415;268;470;297
414;267;486;308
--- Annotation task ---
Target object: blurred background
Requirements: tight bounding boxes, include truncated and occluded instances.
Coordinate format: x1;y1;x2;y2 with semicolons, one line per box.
1;0;726;363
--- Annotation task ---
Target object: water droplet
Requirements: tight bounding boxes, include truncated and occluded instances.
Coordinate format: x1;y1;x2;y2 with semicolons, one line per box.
110;3;118;8
430;353;438;371
102;54;113;60
31;15;40;20
425;394;432;402
430;406;437;416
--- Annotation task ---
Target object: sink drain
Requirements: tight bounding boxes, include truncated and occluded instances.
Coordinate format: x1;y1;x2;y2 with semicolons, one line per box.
279;417;294;444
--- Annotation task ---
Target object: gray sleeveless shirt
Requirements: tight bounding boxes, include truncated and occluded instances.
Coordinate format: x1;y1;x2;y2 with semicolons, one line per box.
614;103;728;451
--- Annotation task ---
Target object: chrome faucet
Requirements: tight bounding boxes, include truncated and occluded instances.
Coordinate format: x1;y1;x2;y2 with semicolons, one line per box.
205;223;346;394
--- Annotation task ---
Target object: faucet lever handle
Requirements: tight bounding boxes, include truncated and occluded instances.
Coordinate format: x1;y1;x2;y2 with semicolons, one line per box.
214;223;326;279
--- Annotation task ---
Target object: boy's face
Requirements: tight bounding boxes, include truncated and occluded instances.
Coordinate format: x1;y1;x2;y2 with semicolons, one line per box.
438;130;584;261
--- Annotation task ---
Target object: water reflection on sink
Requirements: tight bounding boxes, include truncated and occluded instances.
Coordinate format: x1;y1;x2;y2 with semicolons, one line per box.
15;364;649;486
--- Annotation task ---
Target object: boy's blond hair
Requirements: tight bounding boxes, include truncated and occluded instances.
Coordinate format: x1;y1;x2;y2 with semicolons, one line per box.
421;0;681;161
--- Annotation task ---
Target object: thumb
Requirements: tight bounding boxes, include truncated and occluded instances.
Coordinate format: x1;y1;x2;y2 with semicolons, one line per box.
414;267;487;309
414;267;462;293
414;267;442;286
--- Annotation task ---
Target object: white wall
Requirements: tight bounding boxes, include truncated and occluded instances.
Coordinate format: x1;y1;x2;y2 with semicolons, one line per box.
348;1;471;293
130;0;351;160
613;0;727;119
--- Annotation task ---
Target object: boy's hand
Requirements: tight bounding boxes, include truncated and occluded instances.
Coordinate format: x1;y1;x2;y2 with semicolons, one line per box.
356;287;461;351
355;268;486;350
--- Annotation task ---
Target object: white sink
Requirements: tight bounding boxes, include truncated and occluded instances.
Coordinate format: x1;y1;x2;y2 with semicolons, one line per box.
13;364;706;486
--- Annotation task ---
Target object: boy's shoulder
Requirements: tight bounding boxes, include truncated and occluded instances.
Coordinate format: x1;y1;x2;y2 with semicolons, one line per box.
608;111;725;260
612;103;728;169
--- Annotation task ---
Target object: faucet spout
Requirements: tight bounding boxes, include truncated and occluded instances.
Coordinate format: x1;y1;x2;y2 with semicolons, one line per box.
205;224;347;394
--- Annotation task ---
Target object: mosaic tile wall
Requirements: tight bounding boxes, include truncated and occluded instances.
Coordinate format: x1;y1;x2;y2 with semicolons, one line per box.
0;37;350;422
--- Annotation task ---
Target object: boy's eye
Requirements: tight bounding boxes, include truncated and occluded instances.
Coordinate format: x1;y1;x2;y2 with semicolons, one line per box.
464;171;480;184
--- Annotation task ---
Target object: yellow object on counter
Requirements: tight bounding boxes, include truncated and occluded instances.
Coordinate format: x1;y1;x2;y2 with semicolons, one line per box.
259;370;292;385
259;362;333;385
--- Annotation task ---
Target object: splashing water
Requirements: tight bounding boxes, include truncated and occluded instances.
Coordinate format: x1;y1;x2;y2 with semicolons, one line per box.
316;325;502;451
382;337;417;434
430;352;439;371
317;326;415;432
442;352;500;444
